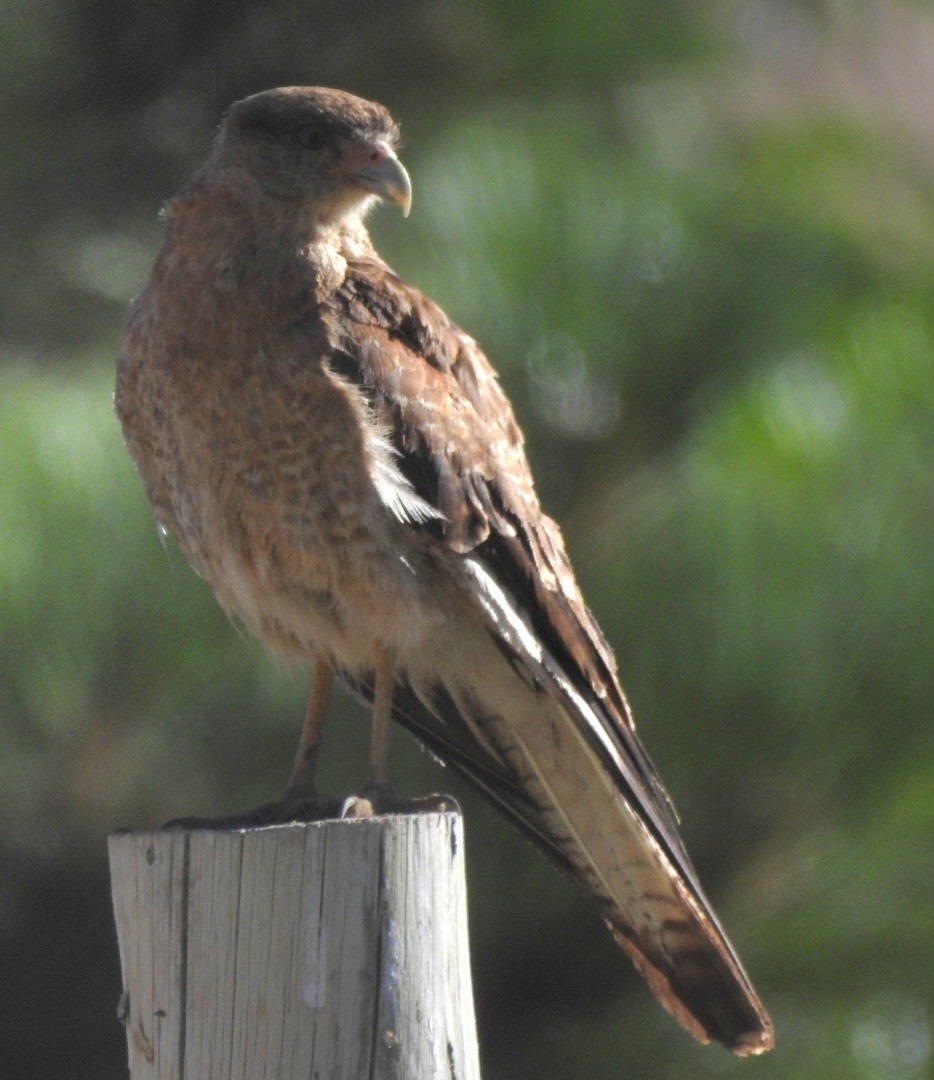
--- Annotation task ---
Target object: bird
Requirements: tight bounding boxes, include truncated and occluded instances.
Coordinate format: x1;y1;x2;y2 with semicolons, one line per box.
115;86;774;1056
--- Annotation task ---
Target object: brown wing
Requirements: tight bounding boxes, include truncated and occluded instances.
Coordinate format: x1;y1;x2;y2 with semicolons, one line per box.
330;263;627;716
328;258;693;845
321;254;773;1054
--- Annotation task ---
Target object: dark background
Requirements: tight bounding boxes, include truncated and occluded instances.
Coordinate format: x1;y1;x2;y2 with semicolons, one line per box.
1;1;932;1077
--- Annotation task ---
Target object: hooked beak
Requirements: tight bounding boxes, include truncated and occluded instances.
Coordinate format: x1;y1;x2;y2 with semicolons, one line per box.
354;144;413;217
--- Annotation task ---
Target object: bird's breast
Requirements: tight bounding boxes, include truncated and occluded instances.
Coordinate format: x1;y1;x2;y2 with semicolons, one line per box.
118;302;458;673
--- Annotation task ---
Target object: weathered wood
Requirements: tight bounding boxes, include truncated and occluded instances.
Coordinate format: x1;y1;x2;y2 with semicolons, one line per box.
109;813;481;1079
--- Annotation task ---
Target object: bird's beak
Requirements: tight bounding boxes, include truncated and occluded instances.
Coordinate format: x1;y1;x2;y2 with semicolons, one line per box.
355;145;412;217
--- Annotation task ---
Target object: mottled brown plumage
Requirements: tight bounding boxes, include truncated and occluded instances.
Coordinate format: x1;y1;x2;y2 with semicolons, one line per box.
116;86;774;1055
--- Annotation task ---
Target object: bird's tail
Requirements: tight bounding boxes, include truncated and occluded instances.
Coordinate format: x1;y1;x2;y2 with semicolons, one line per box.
357;563;774;1055
495;685;773;1054
393;651;772;1053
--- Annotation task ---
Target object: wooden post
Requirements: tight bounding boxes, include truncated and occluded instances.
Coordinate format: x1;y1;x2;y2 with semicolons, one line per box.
109;813;481;1079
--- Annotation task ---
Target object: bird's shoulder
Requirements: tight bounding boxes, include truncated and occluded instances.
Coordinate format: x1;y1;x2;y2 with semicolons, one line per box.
323;253;539;551
334;256;525;451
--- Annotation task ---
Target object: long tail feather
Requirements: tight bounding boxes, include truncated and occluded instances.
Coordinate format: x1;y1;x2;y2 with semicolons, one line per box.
342;556;773;1054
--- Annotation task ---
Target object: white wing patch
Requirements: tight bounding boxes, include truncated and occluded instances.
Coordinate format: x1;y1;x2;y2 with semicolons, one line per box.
369;432;444;525
461;555;544;663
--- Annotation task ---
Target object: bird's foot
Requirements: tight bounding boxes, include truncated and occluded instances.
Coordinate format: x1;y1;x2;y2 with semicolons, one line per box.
162;790;459;830
340;785;460;819
163;792;344;830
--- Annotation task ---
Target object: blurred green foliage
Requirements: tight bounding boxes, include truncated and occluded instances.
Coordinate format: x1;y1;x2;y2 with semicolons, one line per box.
1;1;932;1078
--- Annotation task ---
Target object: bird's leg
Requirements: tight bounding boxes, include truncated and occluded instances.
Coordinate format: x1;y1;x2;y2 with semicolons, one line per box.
341;647;459;819
343;646;395;817
267;656;343;819
286;656;335;796
341;643;395;812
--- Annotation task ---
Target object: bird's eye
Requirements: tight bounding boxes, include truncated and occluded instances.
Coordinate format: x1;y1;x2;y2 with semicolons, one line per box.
296;125;327;151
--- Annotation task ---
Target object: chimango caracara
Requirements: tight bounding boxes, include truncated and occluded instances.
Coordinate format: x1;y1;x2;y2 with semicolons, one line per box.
116;86;774;1055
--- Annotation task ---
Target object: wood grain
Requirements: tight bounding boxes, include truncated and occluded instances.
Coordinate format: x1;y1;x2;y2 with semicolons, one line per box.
109;813;481;1079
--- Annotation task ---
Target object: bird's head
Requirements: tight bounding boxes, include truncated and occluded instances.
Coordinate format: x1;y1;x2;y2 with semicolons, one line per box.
211;86;412;225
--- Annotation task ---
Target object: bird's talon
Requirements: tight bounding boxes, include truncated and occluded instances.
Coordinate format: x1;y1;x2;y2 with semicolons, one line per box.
340;789;459;818
161;793;344;831
341;795;376;819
